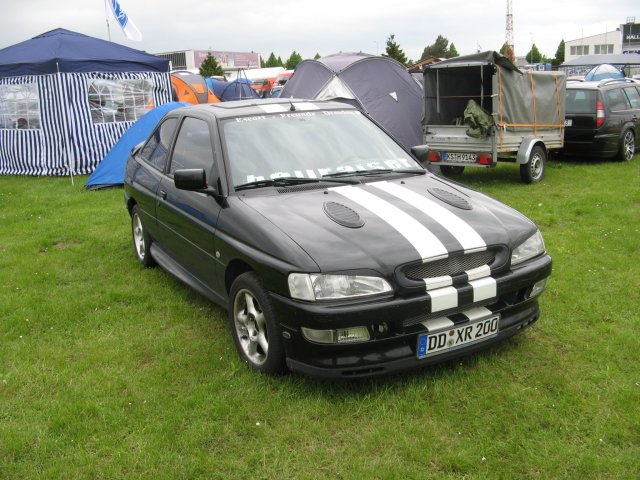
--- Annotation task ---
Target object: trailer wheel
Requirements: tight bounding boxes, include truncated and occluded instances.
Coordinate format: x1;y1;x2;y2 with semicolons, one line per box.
520;145;546;184
440;165;465;177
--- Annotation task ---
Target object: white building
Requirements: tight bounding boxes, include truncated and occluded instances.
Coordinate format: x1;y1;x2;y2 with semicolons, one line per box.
155;50;261;74
565;20;640;62
565;30;623;63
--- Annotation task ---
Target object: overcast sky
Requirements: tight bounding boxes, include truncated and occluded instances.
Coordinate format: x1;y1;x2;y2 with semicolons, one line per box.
2;0;638;62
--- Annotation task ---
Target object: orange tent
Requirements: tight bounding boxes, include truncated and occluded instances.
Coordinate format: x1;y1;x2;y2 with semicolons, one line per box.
171;71;220;104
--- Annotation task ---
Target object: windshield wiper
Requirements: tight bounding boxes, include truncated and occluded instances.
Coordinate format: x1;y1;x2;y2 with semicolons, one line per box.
234;176;358;191
322;168;426;179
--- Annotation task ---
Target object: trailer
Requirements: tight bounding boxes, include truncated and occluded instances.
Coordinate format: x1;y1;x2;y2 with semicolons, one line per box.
422;51;565;183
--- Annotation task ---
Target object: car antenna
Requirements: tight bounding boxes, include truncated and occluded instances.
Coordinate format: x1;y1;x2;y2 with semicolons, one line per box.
289;97;296;111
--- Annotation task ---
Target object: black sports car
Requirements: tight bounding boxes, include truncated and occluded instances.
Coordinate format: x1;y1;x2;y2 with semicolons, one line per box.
124;99;551;379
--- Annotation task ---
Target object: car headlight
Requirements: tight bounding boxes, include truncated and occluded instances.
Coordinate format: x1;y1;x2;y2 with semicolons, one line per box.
288;273;392;301
511;230;545;266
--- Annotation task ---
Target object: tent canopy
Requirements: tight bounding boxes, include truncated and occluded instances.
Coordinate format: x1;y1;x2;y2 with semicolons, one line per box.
85;102;187;189
171;71;219;103
584;64;624;81
281;52;423;149
0;28;168;78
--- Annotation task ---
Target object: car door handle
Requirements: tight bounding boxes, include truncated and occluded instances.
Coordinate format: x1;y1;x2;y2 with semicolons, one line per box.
159;190;167;200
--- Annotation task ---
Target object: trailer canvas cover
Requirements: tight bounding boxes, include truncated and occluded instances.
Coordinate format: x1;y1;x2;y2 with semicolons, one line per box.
423;51;565;151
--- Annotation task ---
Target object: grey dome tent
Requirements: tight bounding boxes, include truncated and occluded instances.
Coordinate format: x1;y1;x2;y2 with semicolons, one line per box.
281;52;423;150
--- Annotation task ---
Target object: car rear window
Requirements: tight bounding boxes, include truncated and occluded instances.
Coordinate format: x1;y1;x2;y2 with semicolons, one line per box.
565;89;597;114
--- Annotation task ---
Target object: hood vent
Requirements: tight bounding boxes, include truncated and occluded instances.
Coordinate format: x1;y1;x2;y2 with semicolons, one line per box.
323;201;365;228
277;183;328;194
428;188;472;210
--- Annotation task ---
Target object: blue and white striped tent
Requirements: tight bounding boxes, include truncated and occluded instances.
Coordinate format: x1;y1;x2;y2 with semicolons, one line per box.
0;28;171;176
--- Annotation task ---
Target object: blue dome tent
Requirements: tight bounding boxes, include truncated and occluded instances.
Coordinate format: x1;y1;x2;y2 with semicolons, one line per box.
85;102;187;190
205;77;260;101
0;28;171;176
583;64;624;82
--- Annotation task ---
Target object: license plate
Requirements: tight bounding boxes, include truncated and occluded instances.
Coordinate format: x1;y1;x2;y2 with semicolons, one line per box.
443;152;478;163
417;315;500;359
564;119;573;127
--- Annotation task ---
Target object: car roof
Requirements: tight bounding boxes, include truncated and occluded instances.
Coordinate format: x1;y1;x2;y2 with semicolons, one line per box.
169;99;357;120
566;78;640;90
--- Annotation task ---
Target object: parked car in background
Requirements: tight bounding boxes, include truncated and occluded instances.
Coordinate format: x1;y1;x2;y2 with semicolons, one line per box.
124;99;552;379
564;78;640;161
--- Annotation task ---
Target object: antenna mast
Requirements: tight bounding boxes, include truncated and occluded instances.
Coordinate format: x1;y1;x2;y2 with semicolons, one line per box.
505;0;515;62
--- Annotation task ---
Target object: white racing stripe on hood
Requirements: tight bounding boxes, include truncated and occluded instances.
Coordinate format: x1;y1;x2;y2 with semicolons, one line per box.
370;181;486;252
331;185;448;259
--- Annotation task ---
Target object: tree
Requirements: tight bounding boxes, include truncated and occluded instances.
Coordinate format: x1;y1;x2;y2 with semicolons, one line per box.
314;53;321;60
500;42;515;62
285;51;303;69
382;34;408;66
447;43;459;58
526;43;542;64
552;39;565;67
264;52;283;68
199;53;224;77
421;35;451;60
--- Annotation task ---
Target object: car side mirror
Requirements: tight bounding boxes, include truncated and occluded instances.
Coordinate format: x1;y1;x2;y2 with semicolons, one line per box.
411;145;430;164
174;168;218;195
131;141;144;158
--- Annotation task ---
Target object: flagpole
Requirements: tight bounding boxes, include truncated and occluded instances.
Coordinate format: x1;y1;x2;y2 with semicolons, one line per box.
104;0;111;41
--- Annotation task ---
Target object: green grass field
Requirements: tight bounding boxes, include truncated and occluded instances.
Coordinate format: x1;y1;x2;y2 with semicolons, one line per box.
1;157;639;479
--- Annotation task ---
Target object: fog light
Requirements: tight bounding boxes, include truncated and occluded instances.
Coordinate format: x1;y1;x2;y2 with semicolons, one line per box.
336;327;370;344
301;326;371;344
528;278;548;298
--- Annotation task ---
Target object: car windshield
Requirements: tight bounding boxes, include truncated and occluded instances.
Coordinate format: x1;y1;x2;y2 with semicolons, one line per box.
222;109;421;188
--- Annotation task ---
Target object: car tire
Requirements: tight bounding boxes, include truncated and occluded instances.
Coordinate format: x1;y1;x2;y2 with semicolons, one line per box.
440;165;465;176
131;205;156;268
520;145;546;184
617;129;635;162
229;272;287;375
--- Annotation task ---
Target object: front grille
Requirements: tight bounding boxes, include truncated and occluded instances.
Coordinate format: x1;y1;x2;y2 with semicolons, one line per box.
404;250;495;280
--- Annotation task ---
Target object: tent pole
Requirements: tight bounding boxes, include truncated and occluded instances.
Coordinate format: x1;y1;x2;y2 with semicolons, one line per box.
104;0;111;41
56;62;75;185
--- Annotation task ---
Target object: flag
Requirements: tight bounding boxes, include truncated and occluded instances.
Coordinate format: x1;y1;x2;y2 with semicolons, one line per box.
107;0;142;41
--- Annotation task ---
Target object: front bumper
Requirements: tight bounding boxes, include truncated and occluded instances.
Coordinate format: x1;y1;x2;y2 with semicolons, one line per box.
270;254;552;379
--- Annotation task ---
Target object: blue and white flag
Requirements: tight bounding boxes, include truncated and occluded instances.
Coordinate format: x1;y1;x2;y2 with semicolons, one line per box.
108;0;142;41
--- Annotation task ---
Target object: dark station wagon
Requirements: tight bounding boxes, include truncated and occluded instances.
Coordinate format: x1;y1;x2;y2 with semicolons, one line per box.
564;78;640;161
124;99;552;379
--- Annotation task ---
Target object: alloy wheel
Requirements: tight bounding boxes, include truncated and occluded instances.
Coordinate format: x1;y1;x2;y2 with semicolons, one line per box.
233;289;269;366
133;213;146;260
622;130;635;161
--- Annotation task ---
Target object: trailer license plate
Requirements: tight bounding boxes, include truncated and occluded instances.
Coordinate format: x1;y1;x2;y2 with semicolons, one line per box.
443;152;478;163
417;315;500;359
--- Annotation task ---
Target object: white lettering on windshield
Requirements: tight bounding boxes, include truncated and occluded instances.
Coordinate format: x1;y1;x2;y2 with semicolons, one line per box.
235;116;267;123
278;112;316;119
239;158;415;184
